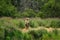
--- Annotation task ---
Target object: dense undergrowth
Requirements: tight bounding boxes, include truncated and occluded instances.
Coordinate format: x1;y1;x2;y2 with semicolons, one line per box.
29;18;60;28
0;27;60;40
0;0;60;18
0;17;60;28
0;0;60;40
0;17;60;40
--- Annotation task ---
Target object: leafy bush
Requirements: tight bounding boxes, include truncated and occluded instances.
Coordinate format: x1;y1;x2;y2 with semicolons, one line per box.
23;33;32;40
48;29;60;40
21;9;36;18
37;12;46;18
28;29;47;40
19;20;25;28
13;29;24;40
37;19;60;28
11;19;20;27
0;28;4;40
52;29;58;35
50;20;60;28
38;20;47;26
0;0;18;17
29;20;39;28
37;19;51;28
0;18;60;40
0;26;60;40
28;29;60;40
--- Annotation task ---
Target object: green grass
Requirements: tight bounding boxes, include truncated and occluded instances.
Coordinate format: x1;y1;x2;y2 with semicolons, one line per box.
0;17;60;28
28;29;60;40
29;20;39;28
19;20;25;28
0;25;60;40
0;17;60;40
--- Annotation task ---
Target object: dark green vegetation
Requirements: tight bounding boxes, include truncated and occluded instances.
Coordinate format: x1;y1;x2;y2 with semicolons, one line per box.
0;0;60;18
29;18;60;28
0;18;60;28
0;18;60;40
0;0;60;40
0;26;60;40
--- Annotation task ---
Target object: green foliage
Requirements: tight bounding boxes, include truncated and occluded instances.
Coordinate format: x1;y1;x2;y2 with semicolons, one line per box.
0;28;4;40
40;0;60;18
29;30;43;40
23;33;32;40
28;29;53;40
37;19;60;28
31;19;50;28
37;20;48;26
0;0;60;18
29;20;39;28
0;17;19;28
50;20;60;28
19;20;25;28
0;17;60;29
0;18;60;40
0;25;60;40
0;0;18;17
21;9;36;17
13;29;24;40
37;12;45;18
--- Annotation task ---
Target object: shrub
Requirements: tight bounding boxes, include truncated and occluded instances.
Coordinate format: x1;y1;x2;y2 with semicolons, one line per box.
29;30;42;40
13;29;24;40
0;18;14;28
19;20;25;28
37;19;60;28
22;9;36;17
37;12;46;18
29;20;39;28
28;29;47;40
37;20;47;26
0;28;4;40
11;19;20;27
37;19;50;28
52;29;58;35
50;20;60;28
0;0;18;18
23;33;32;40
49;29;60;40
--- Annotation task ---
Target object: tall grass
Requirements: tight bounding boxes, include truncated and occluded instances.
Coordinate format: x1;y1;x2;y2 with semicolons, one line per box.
0;18;60;28
28;29;60;40
29;19;60;28
0;26;60;40
29;20;39;28
0;17;60;40
50;20;60;28
19;20;25;28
